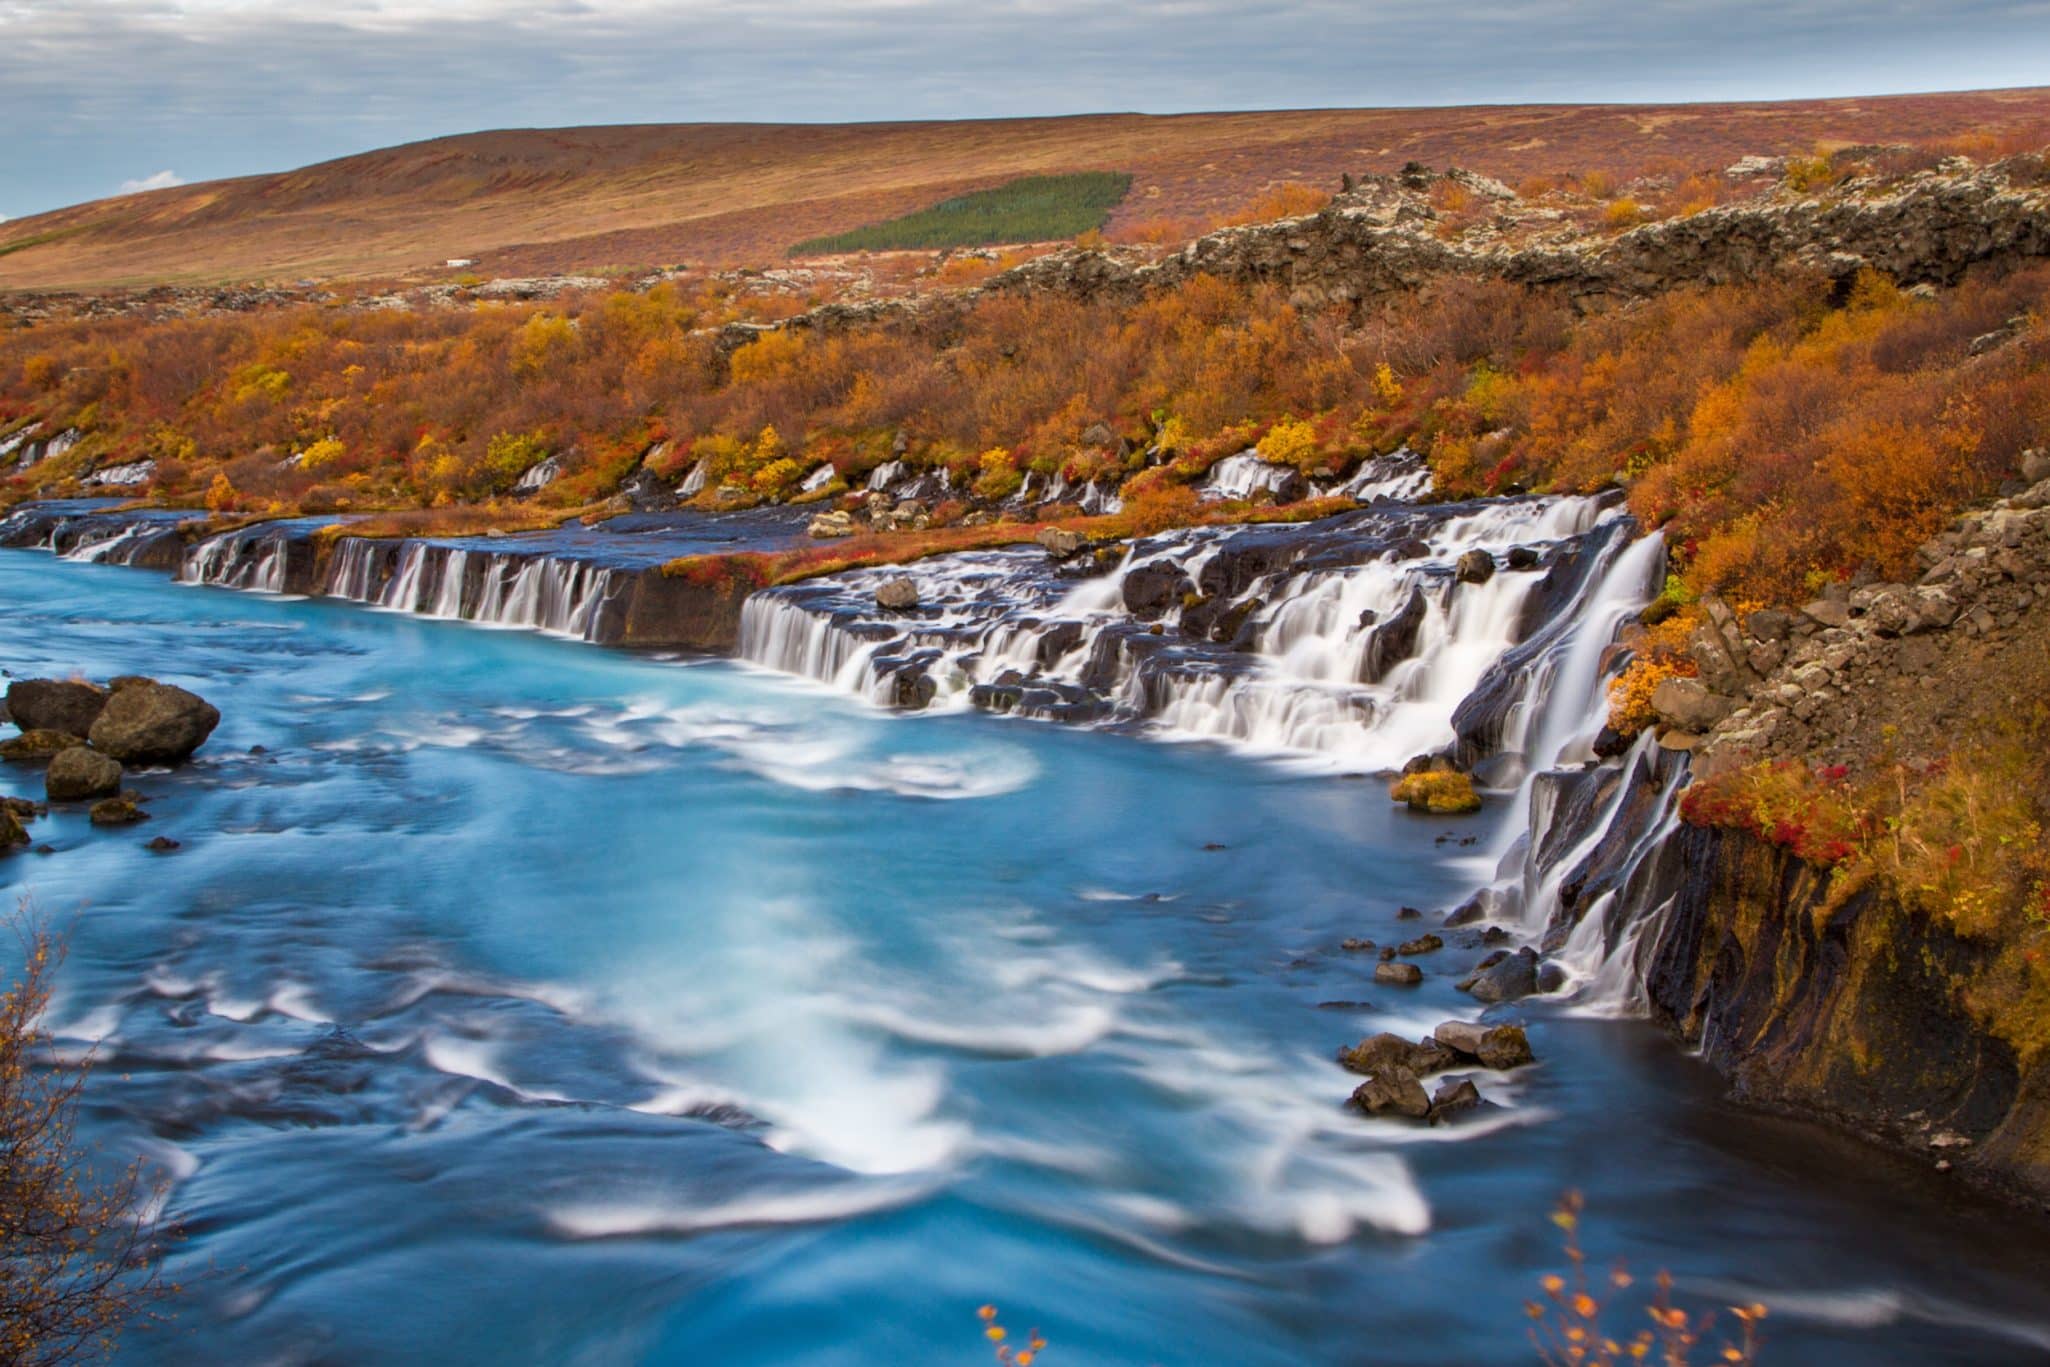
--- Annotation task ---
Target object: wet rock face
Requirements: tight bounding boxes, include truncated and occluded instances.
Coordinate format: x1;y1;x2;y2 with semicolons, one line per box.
45;746;122;801
5;679;108;738
1641;823;2049;1209
87;680;220;765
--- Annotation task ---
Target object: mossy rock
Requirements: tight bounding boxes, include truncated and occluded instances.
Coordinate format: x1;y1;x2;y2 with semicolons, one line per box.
1391;770;1482;814
0;804;26;850
88;796;148;827
0;729;85;762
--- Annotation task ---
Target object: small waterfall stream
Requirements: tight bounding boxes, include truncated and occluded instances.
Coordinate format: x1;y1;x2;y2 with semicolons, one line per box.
322;537;628;640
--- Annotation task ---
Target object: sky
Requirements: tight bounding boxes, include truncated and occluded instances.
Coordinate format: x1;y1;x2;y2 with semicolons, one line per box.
4;0;2049;221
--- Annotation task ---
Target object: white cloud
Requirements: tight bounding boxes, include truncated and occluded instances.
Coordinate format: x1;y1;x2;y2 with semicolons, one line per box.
118;169;186;194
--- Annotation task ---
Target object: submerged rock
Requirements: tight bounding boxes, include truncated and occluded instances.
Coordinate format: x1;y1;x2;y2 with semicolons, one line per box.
0;804;26;851
6;678;108;737
145;834;182;852
1396;933;1444;956
88;681;220;764
0;729;85;762
89;796;149;826
45;746;122;801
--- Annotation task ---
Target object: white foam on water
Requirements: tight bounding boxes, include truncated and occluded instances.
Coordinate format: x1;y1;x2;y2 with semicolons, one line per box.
546;1176;939;1240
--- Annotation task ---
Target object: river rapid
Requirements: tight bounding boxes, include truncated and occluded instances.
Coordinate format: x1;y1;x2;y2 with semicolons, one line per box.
6;539;2050;1365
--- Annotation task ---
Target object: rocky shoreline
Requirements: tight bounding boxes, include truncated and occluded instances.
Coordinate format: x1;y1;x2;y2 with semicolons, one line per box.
0;674;218;854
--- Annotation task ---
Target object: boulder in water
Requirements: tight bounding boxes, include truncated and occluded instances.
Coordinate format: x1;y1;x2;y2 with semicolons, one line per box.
0;804;26;851
145;835;182;852
1036;527;1085;560
1455;549;1497;584
1428;1076;1489;1124
1397;933;1444;956
1120;560;1193;619
888;667;937;710
1340;1032;1456;1078
1350;1065;1431;1119
45;746;122;801
87;681;220;765
1506;546;1541;570
875;577;920;611
1374;961;1424;986
89;796;149;826
0;730;85;762
6;678;108;737
1461;945;1541;1003
1433;1020;1535;1070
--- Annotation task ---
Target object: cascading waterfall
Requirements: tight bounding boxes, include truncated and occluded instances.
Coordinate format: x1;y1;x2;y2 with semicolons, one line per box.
321;536;625;641
737;491;1648;771
735;478;1710;1021
181;525;292;592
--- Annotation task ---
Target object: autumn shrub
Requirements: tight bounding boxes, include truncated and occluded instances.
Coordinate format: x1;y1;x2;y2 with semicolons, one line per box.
1605;614;1700;736
1528;1191;1764;1367
2;908;174;1364
1392;770;1482;814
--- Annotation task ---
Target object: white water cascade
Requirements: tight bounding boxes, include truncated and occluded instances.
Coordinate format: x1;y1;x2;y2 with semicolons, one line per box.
738;492;1651;772
322;537;626;641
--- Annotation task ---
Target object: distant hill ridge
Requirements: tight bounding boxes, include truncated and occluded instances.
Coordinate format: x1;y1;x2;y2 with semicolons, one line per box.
3;89;2050;289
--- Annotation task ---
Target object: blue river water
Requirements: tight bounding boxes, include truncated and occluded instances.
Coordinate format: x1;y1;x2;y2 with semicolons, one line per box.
5;547;2050;1365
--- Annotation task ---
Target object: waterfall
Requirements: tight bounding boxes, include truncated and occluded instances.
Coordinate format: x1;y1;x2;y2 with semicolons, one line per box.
319;536;624;641
736;492;1650;771
181;525;294;593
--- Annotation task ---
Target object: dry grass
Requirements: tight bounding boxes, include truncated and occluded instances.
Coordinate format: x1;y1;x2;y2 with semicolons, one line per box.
4;90;2049;288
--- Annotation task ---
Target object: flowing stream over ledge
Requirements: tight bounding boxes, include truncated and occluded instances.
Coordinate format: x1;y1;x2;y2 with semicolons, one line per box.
6;491;2050;1362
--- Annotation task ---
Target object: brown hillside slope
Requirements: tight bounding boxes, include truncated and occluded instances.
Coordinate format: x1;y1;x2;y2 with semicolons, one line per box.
3;89;2049;289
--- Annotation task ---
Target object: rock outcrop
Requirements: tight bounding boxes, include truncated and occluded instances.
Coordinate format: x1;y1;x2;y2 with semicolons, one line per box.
1643;823;2050;1208
1682;459;2050;774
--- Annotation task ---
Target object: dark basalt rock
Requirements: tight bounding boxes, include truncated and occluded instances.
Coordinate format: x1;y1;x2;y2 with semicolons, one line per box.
1461;946;1540;1003
6;678;108;738
1361;587;1427;683
1121;560;1194;618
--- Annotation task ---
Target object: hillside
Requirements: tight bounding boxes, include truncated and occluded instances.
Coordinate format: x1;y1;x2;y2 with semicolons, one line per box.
4;88;2050;289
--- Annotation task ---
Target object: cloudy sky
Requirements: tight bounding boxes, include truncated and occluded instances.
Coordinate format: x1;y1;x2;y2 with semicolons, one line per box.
4;0;2048;220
